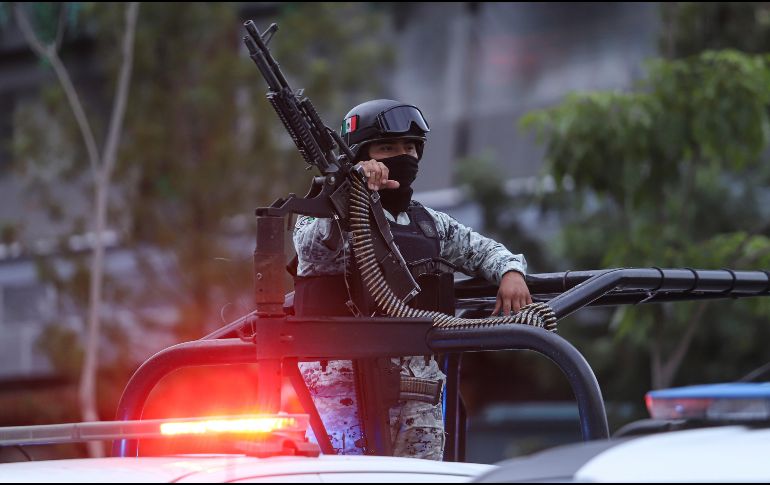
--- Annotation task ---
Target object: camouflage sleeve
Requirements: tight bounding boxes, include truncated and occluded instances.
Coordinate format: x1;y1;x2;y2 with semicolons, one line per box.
292;216;348;277
423;206;527;284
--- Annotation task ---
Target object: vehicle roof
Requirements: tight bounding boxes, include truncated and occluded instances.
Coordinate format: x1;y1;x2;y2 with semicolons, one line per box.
0;454;493;483
474;425;770;482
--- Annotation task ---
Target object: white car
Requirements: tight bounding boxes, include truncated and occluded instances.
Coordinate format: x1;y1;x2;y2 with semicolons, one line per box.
474;425;770;482
0;454;493;483
0;414;492;483
475;380;770;482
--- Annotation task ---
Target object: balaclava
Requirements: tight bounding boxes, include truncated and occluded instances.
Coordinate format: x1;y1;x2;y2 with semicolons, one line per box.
377;154;419;215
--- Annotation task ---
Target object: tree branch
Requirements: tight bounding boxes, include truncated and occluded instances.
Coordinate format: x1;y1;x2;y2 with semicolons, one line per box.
100;2;139;183
14;2;101;178
12;3;49;57
78;2;140;458
55;3;67;52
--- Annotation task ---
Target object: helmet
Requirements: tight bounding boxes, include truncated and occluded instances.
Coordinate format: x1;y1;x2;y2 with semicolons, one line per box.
340;99;430;161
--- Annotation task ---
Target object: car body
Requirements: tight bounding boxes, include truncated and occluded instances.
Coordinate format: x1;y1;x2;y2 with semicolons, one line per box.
0;413;493;482
475;380;770;482
0;454;493;483
474;425;770;482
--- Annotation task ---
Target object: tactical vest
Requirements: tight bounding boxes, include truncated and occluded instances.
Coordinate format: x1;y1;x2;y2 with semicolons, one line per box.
293;202;456;317
293;202;451;455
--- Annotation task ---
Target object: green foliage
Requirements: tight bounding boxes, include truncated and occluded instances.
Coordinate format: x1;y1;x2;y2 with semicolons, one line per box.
455;155;510;230
108;3;393;341
455;154;555;273
521;50;770;399
6;3;393;435
1;3;84;47
273;3;395;117
13;3;395;349
661;3;770;58
13;3;61;44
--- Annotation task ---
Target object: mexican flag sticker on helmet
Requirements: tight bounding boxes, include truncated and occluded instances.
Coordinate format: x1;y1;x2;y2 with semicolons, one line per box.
342;114;359;135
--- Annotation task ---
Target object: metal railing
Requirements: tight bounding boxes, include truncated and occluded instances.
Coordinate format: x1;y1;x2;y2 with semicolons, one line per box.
113;267;770;459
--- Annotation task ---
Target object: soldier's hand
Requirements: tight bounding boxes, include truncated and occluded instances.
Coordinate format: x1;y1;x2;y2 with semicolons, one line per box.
492;271;532;316
357;159;400;191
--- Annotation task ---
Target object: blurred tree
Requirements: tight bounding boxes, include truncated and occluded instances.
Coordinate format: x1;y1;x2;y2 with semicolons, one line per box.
660;2;770;58
454;156;587;414
521;51;770;403
116;2;393;341
10;1;139;457
455;154;562;274
455;4;770;420
5;2;393;446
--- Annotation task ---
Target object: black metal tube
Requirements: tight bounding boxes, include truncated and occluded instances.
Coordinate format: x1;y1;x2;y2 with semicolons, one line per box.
112;339;258;457
457;290;770;314
201;311;258;340
456;268;770;303
283;359;335;455
244;21;290;89
442;353;464;462
547;268;770;320
527;270;611;294
254;215;287;315
571;290;770;307
428;325;609;442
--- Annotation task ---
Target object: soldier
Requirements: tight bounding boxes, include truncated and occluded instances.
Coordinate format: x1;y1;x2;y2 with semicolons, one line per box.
293;99;531;459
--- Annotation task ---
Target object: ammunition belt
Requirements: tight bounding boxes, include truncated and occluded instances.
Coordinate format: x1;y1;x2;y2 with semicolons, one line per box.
348;168;558;332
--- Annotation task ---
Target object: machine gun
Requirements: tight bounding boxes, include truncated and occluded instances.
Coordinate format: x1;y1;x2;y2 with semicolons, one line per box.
242;19;597;455
243;21;420;312
243;20;425;454
244;22;341;176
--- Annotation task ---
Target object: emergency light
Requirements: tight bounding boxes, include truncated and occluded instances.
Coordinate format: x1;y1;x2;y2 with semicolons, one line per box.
160;416;301;436
0;414;310;446
646;383;770;421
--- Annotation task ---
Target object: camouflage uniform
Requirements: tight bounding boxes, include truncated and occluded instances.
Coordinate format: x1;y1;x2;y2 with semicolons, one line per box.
294;205;527;459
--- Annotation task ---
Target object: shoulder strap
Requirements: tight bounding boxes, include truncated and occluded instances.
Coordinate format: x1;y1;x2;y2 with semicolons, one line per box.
409;201;438;239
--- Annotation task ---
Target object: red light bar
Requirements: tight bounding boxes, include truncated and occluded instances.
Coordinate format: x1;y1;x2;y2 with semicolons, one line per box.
0;414;309;446
160;416;299;436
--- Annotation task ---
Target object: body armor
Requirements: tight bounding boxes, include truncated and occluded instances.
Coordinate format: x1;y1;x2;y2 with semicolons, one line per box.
293;202;455;317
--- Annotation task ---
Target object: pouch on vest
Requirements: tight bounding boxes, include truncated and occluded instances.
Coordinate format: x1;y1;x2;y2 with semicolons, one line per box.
408;257;456;315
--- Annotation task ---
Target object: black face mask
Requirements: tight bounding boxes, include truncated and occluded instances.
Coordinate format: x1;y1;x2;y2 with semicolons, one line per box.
378;154;419;215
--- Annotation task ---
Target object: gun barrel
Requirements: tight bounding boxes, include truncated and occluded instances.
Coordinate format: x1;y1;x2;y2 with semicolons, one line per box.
245;37;281;91
243;19;348;174
244;21;290;90
244;20;259;39
244;35;258;55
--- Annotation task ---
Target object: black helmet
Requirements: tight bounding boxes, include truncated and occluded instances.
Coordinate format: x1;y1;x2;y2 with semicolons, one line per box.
340;99;430;161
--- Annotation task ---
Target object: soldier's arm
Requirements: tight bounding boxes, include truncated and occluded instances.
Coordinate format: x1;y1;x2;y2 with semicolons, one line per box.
423;207;527;284
293;216;347;276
